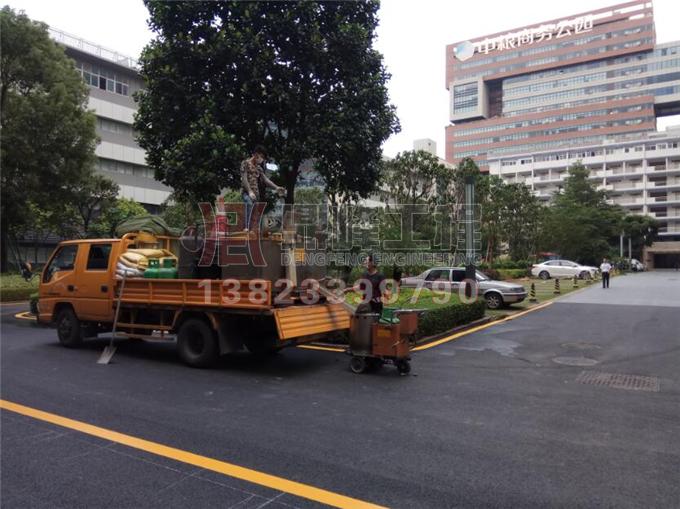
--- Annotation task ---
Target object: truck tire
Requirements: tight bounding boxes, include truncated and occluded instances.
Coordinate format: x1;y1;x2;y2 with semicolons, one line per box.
56;308;84;348
177;318;219;368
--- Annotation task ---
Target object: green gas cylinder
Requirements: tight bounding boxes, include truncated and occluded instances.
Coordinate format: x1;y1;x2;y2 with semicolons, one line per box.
159;257;178;279
144;258;161;278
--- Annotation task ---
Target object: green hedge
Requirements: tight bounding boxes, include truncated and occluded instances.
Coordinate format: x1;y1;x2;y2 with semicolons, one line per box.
0;273;39;302
497;268;529;280
417;300;486;338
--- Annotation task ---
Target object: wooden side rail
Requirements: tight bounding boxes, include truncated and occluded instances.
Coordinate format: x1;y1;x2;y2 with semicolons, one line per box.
117;278;272;310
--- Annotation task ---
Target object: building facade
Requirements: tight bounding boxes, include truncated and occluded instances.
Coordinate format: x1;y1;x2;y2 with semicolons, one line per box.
445;0;680;171
488;127;680;267
49;28;171;211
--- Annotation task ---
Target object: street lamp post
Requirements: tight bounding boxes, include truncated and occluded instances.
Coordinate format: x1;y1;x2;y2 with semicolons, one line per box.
464;175;476;297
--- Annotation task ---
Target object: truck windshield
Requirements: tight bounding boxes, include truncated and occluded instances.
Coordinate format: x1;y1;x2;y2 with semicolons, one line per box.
43;245;78;283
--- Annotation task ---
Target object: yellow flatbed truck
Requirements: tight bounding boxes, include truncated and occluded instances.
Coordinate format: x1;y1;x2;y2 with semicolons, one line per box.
37;233;350;367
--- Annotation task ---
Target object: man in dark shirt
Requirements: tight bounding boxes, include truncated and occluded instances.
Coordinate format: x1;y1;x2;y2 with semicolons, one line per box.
348;254;387;315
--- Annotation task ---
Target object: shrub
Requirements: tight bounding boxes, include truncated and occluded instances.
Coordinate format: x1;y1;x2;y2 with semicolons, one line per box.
417;300;486;338
481;268;501;280
0;273;39;302
497;268;529;280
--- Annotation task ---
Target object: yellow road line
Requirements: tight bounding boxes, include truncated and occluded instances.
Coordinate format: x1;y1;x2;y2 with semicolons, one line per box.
14;311;37;321
0;399;385;509
412;301;553;351
298;344;346;353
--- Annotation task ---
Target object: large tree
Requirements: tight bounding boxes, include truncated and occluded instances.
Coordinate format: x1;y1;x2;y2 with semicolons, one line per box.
0;7;99;269
135;0;399;204
541;162;625;264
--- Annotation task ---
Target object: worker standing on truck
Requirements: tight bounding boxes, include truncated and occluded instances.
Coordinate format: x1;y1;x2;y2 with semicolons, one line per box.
241;145;286;231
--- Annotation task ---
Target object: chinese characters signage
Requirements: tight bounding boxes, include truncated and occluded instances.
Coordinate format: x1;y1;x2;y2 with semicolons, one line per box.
454;14;594;61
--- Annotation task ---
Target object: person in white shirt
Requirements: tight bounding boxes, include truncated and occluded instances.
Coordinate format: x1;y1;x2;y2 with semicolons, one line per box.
600;258;612;288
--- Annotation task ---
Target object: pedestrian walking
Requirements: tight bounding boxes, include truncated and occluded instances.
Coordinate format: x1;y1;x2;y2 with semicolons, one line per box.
600;258;612;289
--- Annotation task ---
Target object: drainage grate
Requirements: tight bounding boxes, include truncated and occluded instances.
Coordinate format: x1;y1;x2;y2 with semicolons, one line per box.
576;371;660;392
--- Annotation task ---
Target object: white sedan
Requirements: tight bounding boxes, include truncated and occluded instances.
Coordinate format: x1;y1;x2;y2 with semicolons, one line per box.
531;260;598;280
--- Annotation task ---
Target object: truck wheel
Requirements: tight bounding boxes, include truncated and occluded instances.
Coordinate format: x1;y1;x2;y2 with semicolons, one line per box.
177;319;218;368
56;308;84;348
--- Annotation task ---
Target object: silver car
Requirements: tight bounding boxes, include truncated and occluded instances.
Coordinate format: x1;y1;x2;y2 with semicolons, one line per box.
400;267;527;309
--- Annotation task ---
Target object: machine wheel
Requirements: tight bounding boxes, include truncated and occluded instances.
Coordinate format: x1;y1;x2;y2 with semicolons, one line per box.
350;356;368;374
396;360;411;375
56;308;84;348
484;292;504;310
177;318;219;368
539;271;550;280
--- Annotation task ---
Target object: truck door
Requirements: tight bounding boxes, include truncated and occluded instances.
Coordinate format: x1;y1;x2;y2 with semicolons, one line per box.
73;242;115;322
40;244;80;323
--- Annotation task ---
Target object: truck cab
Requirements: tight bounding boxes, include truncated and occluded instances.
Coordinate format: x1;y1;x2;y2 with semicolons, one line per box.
39;239;119;324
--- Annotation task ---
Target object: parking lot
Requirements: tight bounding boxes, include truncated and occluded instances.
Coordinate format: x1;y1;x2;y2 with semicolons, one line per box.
2;271;679;508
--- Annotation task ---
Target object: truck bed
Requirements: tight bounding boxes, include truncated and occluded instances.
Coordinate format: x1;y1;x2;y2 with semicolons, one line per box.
117;277;272;310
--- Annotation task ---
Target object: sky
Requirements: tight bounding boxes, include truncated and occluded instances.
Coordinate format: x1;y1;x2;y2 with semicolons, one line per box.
6;0;680;159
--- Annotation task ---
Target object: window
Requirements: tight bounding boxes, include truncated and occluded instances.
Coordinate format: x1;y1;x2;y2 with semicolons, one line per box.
86;244;112;270
425;269;450;282
43;245;79;283
451;269;466;282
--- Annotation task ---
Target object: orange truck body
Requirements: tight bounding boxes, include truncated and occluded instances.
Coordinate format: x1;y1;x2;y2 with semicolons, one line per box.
38;234;350;364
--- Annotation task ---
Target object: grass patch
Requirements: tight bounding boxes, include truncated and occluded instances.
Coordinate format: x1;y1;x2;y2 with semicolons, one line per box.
0;273;39;302
485;276;595;317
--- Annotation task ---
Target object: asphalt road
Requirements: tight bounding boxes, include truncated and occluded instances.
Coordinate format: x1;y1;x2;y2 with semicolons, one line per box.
2;271;679;508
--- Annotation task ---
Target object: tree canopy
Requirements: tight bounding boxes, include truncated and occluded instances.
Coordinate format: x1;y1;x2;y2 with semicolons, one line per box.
135;0;399;204
0;6;101;269
541;162;626;264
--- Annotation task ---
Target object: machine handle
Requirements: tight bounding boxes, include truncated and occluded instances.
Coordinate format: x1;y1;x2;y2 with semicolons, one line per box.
67;285;76;292
100;285;108;293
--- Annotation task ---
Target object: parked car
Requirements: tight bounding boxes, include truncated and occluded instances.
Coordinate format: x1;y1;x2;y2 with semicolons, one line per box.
531;260;598;280
400;267;527;309
630;258;645;272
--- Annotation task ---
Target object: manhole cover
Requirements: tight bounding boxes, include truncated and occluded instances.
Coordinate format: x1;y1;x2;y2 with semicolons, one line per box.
560;342;602;351
552;356;599;366
576;371;660;392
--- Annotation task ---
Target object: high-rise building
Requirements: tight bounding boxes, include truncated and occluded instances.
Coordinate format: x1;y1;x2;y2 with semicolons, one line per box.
49;28;172;211
488;127;680;266
445;0;680;171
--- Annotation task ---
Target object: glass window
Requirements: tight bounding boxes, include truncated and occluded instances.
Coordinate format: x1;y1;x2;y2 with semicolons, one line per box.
86;244;112;271
451;269;466;282
116;82;123;94
43;245;79;283
99;77;107;90
425;269;450;281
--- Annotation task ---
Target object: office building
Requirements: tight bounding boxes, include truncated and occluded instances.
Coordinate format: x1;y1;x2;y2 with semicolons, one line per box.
445;0;680;171
49;27;172;210
489;127;680;267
